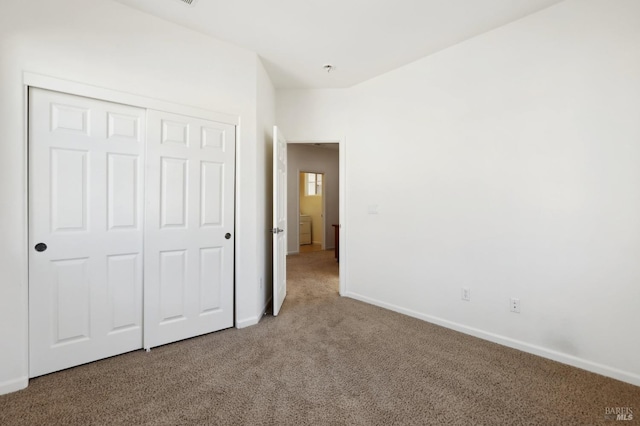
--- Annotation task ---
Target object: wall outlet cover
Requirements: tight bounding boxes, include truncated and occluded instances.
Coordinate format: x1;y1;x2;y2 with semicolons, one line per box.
510;298;521;313
462;287;470;301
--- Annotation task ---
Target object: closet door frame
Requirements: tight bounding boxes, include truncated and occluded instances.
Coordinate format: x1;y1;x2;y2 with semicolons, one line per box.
24;74;237;127
23;73;240;331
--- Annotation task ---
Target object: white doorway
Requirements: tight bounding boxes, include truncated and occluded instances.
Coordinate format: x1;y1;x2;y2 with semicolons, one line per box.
28;87;236;377
287;144;339;257
285;142;345;294
299;171;325;253
271;136;347;315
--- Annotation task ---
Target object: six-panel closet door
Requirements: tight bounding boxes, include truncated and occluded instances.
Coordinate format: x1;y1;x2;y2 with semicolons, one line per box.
143;110;235;349
29;88;235;377
29;88;146;377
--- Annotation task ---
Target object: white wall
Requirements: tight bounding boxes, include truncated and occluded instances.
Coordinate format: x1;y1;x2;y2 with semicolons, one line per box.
0;0;265;394
256;58;276;317
346;0;640;385
276;89;349;142
276;0;640;386
286;145;340;253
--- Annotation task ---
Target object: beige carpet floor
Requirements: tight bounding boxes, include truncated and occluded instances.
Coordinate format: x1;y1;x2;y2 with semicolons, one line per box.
1;250;638;425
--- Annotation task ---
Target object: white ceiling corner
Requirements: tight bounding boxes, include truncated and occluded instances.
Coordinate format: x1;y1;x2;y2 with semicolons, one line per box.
113;0;564;89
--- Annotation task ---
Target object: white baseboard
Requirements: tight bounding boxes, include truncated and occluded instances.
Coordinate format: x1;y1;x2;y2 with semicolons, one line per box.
345;291;640;387
236;316;260;329
237;296;272;329
260;296;272;318
0;376;28;396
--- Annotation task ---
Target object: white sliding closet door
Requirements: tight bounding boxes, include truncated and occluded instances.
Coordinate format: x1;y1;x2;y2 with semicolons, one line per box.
29;88;145;377
144;111;235;349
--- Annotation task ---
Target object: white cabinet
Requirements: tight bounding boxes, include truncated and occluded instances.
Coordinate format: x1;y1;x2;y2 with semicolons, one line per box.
300;215;311;245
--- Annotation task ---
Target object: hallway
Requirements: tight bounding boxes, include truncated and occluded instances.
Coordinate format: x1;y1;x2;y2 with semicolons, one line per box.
285;250;339;311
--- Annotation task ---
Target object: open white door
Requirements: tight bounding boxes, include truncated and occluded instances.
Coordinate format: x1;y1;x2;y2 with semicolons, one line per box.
272;126;287;315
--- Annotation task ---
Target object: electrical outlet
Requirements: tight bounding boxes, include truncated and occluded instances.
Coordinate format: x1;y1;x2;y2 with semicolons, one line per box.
259;278;263;290
510;298;521;313
461;287;470;301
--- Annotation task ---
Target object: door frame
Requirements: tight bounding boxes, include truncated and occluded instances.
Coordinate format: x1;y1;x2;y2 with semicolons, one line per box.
23;72;243;329
288;139;346;296
297;169;327;250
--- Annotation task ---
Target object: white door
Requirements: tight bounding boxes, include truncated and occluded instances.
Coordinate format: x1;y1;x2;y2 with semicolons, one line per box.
29;88;145;377
273;126;287;315
144;111;235;349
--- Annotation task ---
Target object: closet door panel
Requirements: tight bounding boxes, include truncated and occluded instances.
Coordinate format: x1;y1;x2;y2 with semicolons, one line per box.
144;110;235;349
29;88;144;377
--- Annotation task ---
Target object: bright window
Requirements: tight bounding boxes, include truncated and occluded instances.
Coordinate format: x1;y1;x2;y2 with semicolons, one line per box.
305;173;323;196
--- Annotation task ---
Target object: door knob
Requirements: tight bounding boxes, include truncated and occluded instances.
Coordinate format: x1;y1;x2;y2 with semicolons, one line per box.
225;233;232;240
35;243;47;252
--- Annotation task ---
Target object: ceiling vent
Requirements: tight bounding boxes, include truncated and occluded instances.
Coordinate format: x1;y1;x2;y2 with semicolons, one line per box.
176;0;198;6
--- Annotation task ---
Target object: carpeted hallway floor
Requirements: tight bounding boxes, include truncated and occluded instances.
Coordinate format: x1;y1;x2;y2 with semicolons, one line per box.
1;250;638;425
